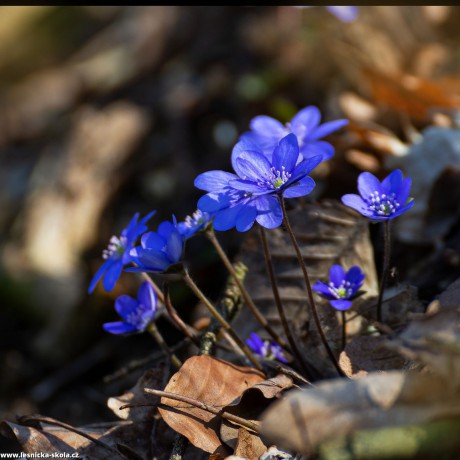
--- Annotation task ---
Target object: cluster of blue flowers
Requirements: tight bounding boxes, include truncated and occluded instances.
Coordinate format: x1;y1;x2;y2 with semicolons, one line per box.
89;103;413;365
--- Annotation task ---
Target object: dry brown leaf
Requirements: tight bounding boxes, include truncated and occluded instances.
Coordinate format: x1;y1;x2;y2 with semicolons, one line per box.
262;371;460;456
234;201;378;376
1;417;155;459
365;69;460;121
389;306;460;381
108;367;167;421
220;374;293;455
339;336;406;378
157;355;264;455
234;427;267;460
0;422;84;456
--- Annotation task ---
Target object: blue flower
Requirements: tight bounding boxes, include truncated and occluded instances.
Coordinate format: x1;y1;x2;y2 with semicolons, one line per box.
103;282;157;334
295;6;358;22
195;134;320;232
313;265;365;311
246;332;287;363
88;210;156;294
177;209;213;238
326;6;358;22
342;169;414;222
126;217;184;273
241;106;348;162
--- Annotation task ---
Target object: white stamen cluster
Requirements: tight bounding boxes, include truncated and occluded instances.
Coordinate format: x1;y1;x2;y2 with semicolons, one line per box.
184;210;208;229
328;280;353;300
258;166;292;189
102;235;127;259
367;191;400;216
126;305;150;330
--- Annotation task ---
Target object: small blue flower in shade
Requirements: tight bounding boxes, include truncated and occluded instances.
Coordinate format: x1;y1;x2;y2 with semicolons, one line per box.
177;209;213;238
326;6;358;22
294;6;358;22
246;332;287;363
103;282;157;334
88;211;156;294
341;169;414;222
240;105;348;162
195;134;321;232
126;216;185;273
313;265;365;311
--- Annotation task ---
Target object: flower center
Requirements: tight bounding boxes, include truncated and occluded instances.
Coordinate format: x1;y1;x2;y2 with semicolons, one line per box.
126;305;151;330
329;280;353;299
102;235;127;259
367;192;400;216
259;166;292;190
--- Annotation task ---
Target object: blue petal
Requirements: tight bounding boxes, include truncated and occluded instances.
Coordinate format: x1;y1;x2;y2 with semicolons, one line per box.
115;295;139;321
198;193;232;213
141;231;166;251
330;299;353;311
284;176;316;198
341;194;372;217
346;266;365;286
130;247;171;272
254;195;283;229
358;172;382;200
381;169;403;196
231;138;264;176
290;106;321;138
390;200;414;219
326;6;358;22
307;119;348;141
88;258;113;294
395;177;412;205
236;151;273;181
122;213;140;239
290;155;322;181
140;210;157;226
313;281;333;298
158;221;176;239
137;282;157;313
194;171;237;192
329;265;345;287
213;204;244;231
103;321;138;335
102;259;123;291
166;230;183;262
247;332;264;354
250;115;286;139
236;205;257;232
273;133;299;173
300;141;334;161
229;179;265;194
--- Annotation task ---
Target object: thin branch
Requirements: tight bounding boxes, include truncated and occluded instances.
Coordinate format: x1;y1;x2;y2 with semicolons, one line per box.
144;388;260;432
207;228;288;350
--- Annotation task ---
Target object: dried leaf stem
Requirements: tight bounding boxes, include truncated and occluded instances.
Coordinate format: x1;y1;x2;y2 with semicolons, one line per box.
144;388;260;433
279;195;345;377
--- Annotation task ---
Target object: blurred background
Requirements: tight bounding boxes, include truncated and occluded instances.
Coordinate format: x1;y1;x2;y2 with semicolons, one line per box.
1;5;460;441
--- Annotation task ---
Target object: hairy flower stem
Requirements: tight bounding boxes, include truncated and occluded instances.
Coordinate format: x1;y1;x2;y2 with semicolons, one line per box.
259;226;313;378
206;227;289;351
341;311;346;351
141;272;165;304
182;267;263;371
147;323;182;369
163;283;201;348
377;220;391;322
279;195;345;377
